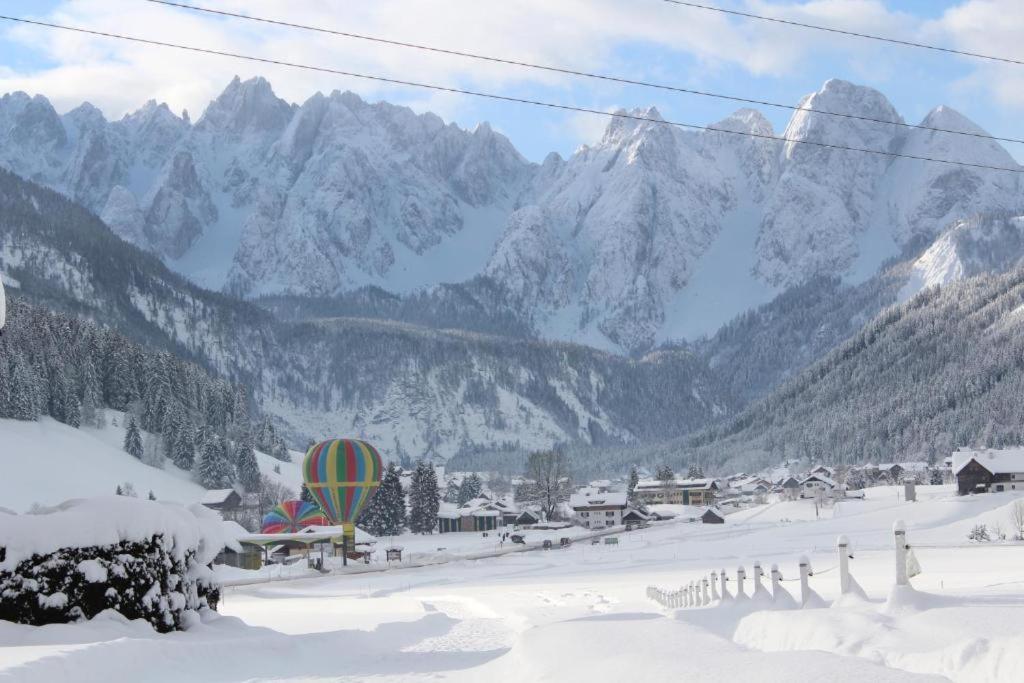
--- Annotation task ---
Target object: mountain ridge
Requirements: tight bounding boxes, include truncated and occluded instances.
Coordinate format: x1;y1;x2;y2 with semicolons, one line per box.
1;77;1019;353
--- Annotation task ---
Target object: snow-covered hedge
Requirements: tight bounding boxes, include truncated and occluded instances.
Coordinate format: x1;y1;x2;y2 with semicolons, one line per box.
0;497;235;632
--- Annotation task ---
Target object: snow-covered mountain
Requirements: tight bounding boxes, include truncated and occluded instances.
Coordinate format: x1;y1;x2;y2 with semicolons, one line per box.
0;78;533;295
0;77;1020;353
493;80;1022;351
0;168;725;460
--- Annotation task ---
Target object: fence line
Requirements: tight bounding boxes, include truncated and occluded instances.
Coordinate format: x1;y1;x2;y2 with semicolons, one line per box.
647;521;933;610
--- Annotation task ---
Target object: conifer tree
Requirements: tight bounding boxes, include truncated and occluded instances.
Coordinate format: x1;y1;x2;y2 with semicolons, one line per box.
627;465;640;503
358;463;406;536
171;422;196;470
124;416;144;460
10;354;40;421
235;436;261;492
196;434;234;489
458;473;483;505
443;479;460;504
408;461;440;534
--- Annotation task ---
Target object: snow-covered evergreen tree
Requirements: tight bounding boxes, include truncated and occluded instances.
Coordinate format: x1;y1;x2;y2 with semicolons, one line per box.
124;416;144;460
443;479;460;503
627;464;640;502
408;461;440;534
171;422;196;471
359;463;406;536
196;434;234;489
10;354;40;421
235;437;261;492
457;473;483;505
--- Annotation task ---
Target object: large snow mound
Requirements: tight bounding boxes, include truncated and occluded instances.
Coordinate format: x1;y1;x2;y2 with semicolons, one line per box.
0;496;236;571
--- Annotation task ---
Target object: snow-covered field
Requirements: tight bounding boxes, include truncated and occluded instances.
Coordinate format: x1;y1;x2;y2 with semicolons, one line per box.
2;485;1022;681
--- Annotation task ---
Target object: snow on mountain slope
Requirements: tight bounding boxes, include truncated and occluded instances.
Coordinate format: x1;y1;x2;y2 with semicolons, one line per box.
755;79;904;286
0;413;300;513
487;107;739;351
899;213;1024;301
884;106;1021;246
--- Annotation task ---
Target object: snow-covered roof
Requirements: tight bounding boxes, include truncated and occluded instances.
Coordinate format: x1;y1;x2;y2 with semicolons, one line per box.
878;461;930;472
240;525;377;546
201;488;238;505
952;448;1024;476
635;478;715;490
570;491;627;508
438;498;510;519
799;473;837;487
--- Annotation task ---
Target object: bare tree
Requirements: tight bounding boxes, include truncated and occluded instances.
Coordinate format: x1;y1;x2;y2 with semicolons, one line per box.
1010;499;1024;540
523;450;571;520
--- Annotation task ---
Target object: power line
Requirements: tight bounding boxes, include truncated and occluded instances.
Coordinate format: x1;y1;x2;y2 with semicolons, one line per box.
1;14;1021;175
662;0;1024;67
145;0;1024;147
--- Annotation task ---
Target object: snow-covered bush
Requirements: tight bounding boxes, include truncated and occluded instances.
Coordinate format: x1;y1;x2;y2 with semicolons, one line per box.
0;497;234;632
967;524;991;542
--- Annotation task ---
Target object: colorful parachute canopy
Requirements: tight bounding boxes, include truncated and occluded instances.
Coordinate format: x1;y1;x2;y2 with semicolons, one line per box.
260;500;329;534
302;439;382;527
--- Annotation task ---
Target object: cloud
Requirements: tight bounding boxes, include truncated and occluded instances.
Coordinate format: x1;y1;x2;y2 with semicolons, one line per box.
0;0;916;118
0;0;1021;160
926;0;1024;109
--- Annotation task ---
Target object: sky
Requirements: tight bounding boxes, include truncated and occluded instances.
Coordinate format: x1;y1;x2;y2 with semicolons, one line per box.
0;0;1022;163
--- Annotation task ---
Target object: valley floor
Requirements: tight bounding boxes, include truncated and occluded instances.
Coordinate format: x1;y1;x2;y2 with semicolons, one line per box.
2;486;1023;681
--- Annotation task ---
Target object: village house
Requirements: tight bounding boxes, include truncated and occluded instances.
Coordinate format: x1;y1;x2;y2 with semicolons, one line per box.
570;491;629;529
634;478;718;506
798;473;836;498
952;448;1024;495
780;476;801;500
437;498;503;533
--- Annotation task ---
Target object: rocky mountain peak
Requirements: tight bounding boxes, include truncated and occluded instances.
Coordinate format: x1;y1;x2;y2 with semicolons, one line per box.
197;75;293;135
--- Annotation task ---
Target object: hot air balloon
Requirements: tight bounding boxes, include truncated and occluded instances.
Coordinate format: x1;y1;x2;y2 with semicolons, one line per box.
260;500;329;534
302;439;383;553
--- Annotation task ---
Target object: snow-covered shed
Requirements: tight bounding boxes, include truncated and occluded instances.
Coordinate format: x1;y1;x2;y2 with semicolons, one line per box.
701;508;725;524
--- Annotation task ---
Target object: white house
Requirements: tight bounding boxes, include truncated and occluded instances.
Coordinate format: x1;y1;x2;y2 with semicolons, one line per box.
570;491;628;529
798;473;836;498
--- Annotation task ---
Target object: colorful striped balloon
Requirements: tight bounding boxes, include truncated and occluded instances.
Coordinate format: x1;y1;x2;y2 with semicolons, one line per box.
302;439;383;539
260;500;329;534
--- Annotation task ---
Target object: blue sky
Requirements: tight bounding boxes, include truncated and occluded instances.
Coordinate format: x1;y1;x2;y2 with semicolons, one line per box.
0;0;1021;162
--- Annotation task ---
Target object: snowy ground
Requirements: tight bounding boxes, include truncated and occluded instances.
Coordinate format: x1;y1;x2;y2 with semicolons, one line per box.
2;485;1023;681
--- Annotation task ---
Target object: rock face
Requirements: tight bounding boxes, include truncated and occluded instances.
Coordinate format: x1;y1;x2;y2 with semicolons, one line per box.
490;79;1021;351
0;77;1019;353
